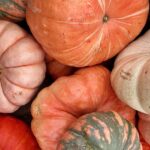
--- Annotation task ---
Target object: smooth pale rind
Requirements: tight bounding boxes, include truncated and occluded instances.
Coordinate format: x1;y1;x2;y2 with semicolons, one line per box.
111;30;150;114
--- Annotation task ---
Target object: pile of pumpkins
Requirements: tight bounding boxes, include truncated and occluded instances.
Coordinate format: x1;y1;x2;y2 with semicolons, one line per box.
0;0;150;149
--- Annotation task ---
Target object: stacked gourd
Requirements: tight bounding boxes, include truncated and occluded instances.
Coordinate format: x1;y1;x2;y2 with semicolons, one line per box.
0;0;149;149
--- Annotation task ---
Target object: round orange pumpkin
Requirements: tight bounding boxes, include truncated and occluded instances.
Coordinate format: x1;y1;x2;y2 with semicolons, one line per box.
0;20;46;113
0;115;40;149
26;0;149;67
31;65;136;149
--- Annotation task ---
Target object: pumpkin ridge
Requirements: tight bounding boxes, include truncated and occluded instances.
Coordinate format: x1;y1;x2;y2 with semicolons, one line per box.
3;61;45;69
0;80;20;107
0;35;27;60
50;89;78;118
2;74;37;90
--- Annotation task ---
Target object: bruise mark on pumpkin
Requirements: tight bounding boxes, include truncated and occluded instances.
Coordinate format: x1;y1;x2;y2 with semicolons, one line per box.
120;70;132;80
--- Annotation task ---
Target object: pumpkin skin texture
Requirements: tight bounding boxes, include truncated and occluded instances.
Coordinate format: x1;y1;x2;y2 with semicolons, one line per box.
58;112;141;150
111;30;150;114
31;66;136;149
140;133;150;150
0;115;39;149
138;112;150;146
26;0;149;67
46;57;74;80
0;0;26;22
0;20;46;113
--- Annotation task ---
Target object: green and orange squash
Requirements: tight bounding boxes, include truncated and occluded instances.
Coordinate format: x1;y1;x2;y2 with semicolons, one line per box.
58;112;141;150
0;0;26;22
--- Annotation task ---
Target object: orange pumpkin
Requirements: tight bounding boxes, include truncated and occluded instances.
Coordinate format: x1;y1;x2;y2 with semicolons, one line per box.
138;112;150;146
111;30;150;114
26;0;149;67
0;20;46;113
0;115;40;149
46;57;74;80
31;66;136;149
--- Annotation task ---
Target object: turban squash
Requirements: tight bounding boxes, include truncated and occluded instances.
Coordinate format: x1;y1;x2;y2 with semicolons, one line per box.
111;30;150;114
31;66;136;149
0;0;26;22
0;20;46;113
26;0;149;67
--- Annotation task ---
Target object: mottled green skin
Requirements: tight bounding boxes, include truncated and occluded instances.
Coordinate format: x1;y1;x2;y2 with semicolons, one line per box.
60;112;141;150
0;0;26;21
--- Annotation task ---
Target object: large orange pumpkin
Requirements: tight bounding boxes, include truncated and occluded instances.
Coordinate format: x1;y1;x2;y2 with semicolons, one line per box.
26;0;149;67
31;66;136;149
0;20;46;113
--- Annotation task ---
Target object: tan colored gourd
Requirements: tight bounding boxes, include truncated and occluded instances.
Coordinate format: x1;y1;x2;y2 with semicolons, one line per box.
111;30;150;114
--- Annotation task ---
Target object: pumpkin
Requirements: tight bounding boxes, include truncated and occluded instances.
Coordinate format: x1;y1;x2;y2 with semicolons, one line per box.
0;115;39;149
31;65;136;149
0;20;46;113
46;57;74;80
0;0;27;22
58;111;141;150
140;134;150;150
138;112;150;145
111;30;150;114
26;0;149;67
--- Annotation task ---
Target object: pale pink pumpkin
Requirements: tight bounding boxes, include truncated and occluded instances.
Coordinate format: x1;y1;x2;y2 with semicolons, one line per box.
0;20;46;113
26;0;149;67
111;30;150;114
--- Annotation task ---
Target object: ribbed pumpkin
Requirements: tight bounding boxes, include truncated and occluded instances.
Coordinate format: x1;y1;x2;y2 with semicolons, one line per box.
0;115;39;149
46;57;74;80
0;20;46;113
138;112;150;145
31;66;136;149
58;111;141;150
0;0;26;22
26;0;149;67
111;30;150;114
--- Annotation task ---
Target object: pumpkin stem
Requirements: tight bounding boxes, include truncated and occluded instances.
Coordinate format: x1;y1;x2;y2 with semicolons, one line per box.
103;15;109;23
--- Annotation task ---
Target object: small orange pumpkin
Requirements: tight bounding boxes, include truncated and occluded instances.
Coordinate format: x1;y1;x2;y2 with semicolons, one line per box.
46;57;74;80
